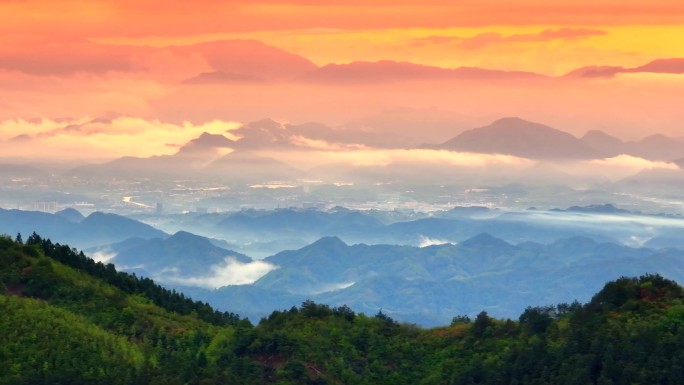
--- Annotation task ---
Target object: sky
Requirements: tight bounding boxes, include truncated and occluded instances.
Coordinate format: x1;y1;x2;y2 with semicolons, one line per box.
1;0;683;161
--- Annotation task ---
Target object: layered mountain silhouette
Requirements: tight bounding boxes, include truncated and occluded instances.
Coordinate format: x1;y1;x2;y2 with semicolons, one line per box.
437;117;598;159
581;130;684;160
91;230;252;278
303;60;546;83
68;131;235;178
0;163;47;178
61;114;684;184
565;58;684;78
435;117;684;161
193;233;684;325
0;209;166;248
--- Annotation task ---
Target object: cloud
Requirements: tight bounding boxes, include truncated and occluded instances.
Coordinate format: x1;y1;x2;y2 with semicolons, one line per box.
0;116;241;161
288;135;368;151
521;210;684;231
159;257;277;289
419;236;453;247
310;281;355;294
417;28;606;50
1;0;681;42
89;250;117;264
588;155;678;172
272;148;535;169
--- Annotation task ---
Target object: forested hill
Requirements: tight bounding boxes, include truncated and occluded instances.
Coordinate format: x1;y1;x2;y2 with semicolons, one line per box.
2;234;684;385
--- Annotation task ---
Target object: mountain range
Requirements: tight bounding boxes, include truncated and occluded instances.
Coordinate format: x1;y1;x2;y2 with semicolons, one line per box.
89;230;252;279
0;209;166;249
3;204;684;325
301;60;546;84
55;115;684;186
436;117;684;161
565;58;684;78
190;233;684;326
163;41;684;84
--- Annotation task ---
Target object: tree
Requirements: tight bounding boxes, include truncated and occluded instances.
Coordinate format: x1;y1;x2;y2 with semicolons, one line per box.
451;315;472;325
472;311;493;336
519;306;553;334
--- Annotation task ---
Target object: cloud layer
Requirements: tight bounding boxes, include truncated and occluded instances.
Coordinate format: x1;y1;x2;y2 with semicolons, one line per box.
159;257;277;289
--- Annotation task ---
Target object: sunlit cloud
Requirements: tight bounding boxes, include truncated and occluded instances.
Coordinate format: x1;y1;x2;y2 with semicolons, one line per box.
158;257;278;289
415;28;606;50
89;250;117;264
267;148;535;169
419;236;454;247
0;116;241;161
588;155;678;172
288;135;368;151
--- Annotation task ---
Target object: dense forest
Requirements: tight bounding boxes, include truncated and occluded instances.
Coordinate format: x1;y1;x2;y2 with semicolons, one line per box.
1;233;684;384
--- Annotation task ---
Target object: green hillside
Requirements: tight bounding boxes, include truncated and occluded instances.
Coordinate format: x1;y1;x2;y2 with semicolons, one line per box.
1;233;684;384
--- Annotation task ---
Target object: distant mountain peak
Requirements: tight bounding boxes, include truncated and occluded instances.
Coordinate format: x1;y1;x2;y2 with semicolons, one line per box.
581;130;622;142
176;39;318;82
489;116;535;127
188;132;234;147
169;230;203;240
439;117;598;160
459;233;511;249
310;236;348;248
54;208;85;223
174;132;235;161
552;203;630;214
635;58;684;74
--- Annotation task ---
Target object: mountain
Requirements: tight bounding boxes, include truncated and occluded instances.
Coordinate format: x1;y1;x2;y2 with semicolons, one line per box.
551;203;631;214
92;230;252;278
0;233;247;384
580;130;625;157
634;58;684;74
4;235;684;384
68;131;236;178
304;60;545;83
215;208;383;234
191;232;684;325
77;212;168;247
171;205;683;254
0;163;47;179
581;129;684;160
177;39;318;82
626;134;684;161
645;235;684;250
0;209;166;249
230;118;360;150
0;208;73;240
438;117;598;159
205;150;303;182
54;207;85;223
564;57;684;78
563;65;625;78
176;132;235;154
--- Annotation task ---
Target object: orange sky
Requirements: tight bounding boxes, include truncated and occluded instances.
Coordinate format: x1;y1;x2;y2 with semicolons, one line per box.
2;0;684;74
